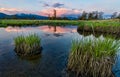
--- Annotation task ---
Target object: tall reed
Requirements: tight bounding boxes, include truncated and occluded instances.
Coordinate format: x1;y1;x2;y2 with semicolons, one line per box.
14;34;41;56
67;37;120;77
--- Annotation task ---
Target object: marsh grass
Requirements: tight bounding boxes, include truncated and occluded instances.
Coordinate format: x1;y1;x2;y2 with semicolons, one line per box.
14;34;41;56
78;25;120;34
67;37;120;77
1;20;120;34
0;19;119;26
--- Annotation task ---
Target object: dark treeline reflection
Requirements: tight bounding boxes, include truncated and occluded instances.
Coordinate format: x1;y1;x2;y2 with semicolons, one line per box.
77;30;120;39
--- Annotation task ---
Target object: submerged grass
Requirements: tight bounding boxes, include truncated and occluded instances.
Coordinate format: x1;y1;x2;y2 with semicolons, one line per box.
14;34;41;56
67;37;120;77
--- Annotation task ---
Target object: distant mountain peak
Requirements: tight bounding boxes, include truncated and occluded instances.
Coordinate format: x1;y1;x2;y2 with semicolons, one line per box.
0;12;48;19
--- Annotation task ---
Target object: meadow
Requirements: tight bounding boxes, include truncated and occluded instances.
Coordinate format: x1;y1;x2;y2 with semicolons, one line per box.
0;19;120;34
0;19;120;26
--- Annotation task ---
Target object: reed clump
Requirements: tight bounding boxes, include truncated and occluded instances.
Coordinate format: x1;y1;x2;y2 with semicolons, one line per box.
14;34;41;56
67;37;120;77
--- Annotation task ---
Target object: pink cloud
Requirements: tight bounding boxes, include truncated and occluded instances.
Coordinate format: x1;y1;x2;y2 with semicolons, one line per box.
39;8;81;17
0;7;81;17
0;8;35;15
39;8;68;17
0;8;24;15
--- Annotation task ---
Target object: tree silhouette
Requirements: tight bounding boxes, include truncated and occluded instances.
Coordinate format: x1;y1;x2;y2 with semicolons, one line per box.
98;12;104;20
111;12;117;19
53;9;57;20
88;12;93;20
117;13;120;22
79;11;87;20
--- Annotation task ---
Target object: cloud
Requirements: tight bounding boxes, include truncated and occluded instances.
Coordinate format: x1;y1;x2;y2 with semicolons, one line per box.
0;8;23;15
40;1;65;8
52;3;64;8
39;8;81;17
0;7;81;17
0;8;35;15
43;3;50;7
39;1;50;7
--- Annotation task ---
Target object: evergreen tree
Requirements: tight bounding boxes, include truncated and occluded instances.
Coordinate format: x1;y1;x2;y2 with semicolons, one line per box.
88;12;93;20
98;12;104;20
79;11;87;20
117;13;120;22
94;11;99;19
111;12;117;19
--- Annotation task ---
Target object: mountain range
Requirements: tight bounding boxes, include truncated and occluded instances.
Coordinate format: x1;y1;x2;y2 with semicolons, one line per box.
0;13;48;19
0;12;112;20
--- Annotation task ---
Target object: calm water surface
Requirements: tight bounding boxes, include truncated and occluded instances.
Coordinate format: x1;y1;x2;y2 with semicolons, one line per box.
0;25;120;77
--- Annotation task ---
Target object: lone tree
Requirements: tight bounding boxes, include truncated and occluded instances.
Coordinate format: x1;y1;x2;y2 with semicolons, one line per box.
53;9;57;20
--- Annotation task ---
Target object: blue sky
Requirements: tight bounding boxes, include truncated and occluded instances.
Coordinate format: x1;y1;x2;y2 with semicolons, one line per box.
0;0;120;16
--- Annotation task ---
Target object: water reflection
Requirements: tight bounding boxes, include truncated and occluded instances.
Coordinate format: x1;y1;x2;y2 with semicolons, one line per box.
1;25;120;77
5;26;26;32
38;26;77;33
77;30;120;39
5;26;77;33
0;25;78;77
18;54;42;66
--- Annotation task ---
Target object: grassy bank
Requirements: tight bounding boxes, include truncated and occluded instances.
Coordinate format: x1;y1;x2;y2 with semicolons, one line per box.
77;24;120;35
67;37;120;77
0;19;120;34
0;19;83;26
0;19;120;26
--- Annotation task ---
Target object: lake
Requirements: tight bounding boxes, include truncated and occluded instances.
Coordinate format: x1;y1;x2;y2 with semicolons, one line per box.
0;25;120;77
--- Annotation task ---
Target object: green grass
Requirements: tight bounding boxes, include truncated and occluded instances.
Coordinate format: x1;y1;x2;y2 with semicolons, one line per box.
0;20;83;26
14;34;41;56
67;37;120;77
77;22;120;34
0;19;120;34
0;19;120;27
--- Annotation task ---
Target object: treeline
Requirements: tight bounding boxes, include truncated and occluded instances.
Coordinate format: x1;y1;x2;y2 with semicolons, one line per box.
0;10;120;20
79;11;120;20
111;12;120;19
48;10;104;20
49;9;120;20
79;11;104;20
